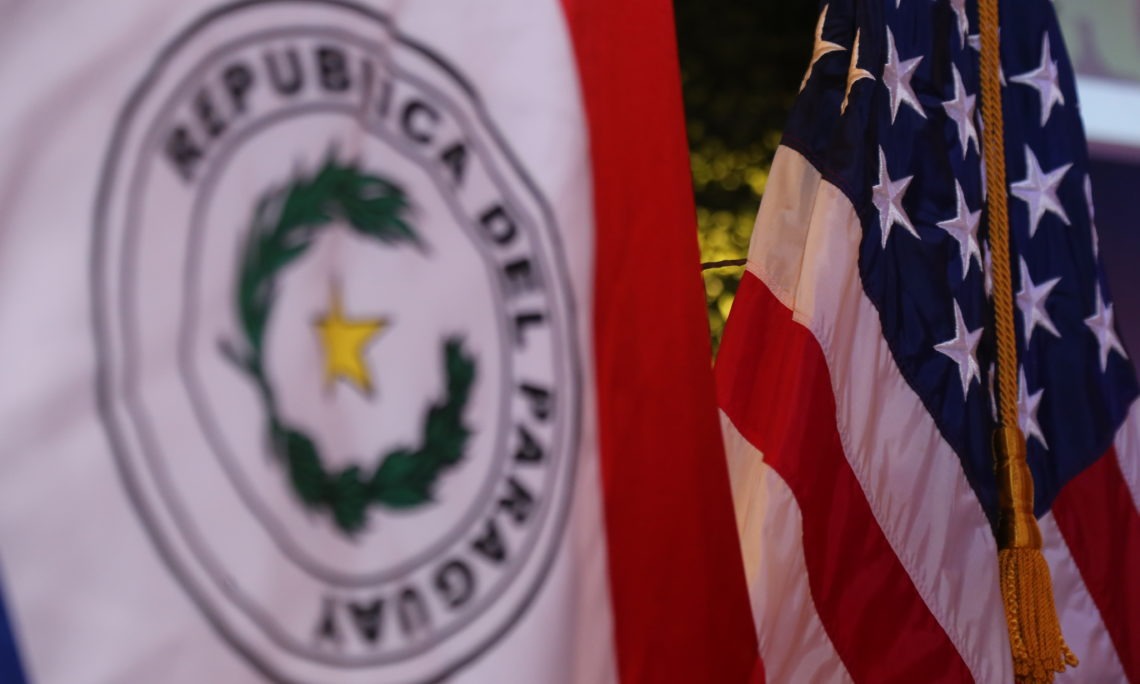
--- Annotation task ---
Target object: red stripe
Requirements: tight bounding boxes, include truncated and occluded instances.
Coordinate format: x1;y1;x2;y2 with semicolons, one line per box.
559;1;761;682
750;658;767;684
1052;448;1140;681
716;271;973;682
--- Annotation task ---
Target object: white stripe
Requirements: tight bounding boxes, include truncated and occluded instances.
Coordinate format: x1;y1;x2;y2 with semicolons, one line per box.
1039;513;1128;681
721;414;853;684
1111;397;1140;516
744;145;1012;682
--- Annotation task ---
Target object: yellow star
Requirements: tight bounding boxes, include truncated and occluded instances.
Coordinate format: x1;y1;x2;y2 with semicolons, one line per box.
842;29;875;115
801;4;846;92
313;281;388;396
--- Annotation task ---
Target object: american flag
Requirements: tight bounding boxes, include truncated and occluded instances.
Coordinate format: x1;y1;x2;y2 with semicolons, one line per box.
716;0;1140;680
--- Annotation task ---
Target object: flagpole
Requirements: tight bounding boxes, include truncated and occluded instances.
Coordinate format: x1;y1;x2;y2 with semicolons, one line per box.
976;0;1078;680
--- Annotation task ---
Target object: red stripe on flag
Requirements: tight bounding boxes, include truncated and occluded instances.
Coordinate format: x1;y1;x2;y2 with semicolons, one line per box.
749;658;767;684
716;271;972;682
559;1;761;682
1052;448;1140;681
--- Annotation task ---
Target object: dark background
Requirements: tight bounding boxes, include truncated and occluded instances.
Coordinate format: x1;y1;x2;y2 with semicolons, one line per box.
674;0;816;353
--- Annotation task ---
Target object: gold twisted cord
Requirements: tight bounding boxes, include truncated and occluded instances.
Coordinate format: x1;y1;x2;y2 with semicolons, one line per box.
977;0;1017;426
977;0;1077;680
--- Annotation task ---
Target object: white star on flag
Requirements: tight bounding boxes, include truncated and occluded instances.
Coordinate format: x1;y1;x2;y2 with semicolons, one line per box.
949;0;969;44
1018;368;1048;449
1010;145;1071;238
1017;257;1061;345
842;29;874;114
1010;33;1066;127
968;33;1005;84
1085;284;1127;371
883;28;925;123
942;64;978;159
1085;174;1100;259
935;300;984;396
988;362;998;420
801;4;845;92
983;243;993;296
872;146;917;247
937;180;982;276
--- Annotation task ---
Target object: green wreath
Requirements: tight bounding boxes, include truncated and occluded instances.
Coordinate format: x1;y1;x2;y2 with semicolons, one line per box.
220;158;476;535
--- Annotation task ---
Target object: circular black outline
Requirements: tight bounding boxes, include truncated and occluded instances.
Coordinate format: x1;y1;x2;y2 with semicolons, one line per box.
104;23;511;589
117;20;568;672
90;2;582;682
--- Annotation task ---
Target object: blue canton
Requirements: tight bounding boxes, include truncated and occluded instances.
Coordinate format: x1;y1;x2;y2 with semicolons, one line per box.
781;0;1139;524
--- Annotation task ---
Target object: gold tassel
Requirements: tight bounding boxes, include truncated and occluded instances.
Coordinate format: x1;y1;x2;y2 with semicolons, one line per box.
993;426;1078;682
977;0;1079;672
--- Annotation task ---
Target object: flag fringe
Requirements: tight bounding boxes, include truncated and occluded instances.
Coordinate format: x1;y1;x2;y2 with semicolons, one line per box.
999;547;1078;683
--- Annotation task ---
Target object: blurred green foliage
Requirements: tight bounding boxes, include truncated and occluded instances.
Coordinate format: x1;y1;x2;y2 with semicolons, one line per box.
674;0;816;354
